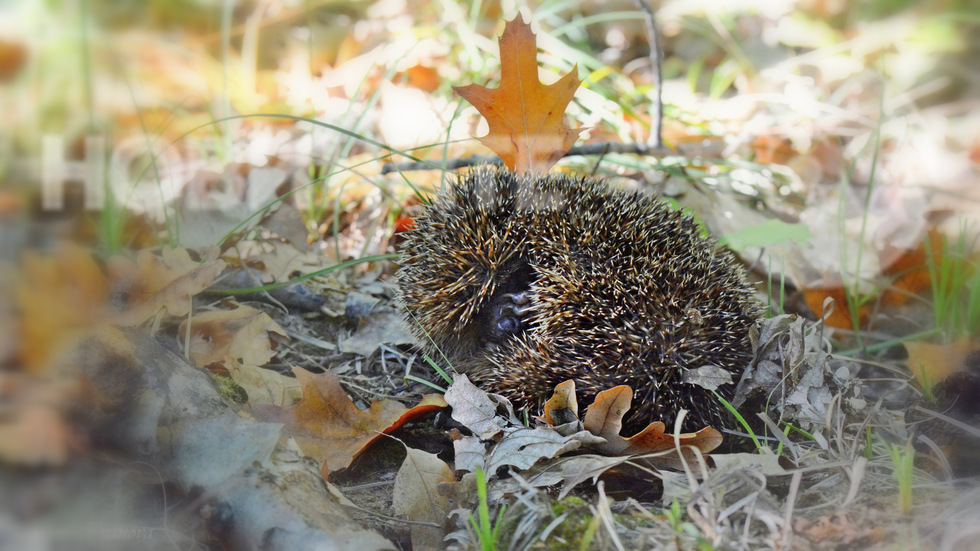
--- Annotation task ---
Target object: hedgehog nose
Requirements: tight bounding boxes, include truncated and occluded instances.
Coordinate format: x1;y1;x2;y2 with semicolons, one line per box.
496;315;521;334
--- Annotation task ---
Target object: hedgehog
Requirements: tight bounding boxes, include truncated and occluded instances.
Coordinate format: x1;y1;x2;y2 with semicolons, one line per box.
397;166;761;433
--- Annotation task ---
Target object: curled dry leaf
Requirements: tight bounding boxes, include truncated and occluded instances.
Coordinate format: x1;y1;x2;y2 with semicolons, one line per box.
543;379;578;425
581;385;722;461
447;376;603;474
252;368;447;476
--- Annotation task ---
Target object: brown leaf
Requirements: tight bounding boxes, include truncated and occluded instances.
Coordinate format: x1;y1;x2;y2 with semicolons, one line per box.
904;338;978;389
17;244;222;370
543;379;578;425
180;305;288;368
582;385;633;453
802;280;867;330
110;246;226;325
751;135;796;165
582;385;722;465
0;404;70;466
404;63;441;93
17;244;110;370
179;305;298;406
392;447;454;550
454;16;582;174
252;368;446;476
879;230;944;306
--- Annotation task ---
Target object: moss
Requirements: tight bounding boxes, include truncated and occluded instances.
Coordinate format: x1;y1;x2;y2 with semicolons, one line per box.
213;374;248;404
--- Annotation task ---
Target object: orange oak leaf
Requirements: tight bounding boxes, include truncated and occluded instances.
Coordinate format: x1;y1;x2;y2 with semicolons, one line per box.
454;15;582;174
582;385;722;461
251;367;447;477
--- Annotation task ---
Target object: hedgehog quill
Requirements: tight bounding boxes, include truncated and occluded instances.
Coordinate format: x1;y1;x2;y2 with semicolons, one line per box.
398;167;761;433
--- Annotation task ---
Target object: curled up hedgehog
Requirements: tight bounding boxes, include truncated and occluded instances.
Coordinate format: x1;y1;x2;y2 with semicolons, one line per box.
397;167;761;433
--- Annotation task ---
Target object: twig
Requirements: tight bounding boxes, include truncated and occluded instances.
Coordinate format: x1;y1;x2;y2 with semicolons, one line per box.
380;141;677;174
633;0;664;149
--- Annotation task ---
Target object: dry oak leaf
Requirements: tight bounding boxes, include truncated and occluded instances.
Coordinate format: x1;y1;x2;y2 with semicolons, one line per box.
252;367;447;477
454;15;582;174
582;385;722;461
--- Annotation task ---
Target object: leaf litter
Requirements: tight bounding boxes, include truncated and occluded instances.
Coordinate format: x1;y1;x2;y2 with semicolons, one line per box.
3;3;979;550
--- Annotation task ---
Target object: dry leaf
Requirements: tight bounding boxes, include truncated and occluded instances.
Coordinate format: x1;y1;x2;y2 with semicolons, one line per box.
181;305;288;368
582;385;633;451
0;404;70;466
904;338;977;388
543;379;578;425
879;230;944;306
252;368;446;476
802;280;866;330
444;373;516;439
392;447;454;550
179;305;299;406
111;246;226;324
404;63;441;93
17;243;110;370
454;16;582;174
751;135;796;165
18;244;224;370
581;386;722;462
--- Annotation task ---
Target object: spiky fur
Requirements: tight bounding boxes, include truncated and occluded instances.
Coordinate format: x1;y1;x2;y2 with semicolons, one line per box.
398;167;760;432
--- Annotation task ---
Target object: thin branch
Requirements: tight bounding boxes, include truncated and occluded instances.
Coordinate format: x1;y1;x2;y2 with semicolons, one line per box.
379;141;677;174
634;0;664;149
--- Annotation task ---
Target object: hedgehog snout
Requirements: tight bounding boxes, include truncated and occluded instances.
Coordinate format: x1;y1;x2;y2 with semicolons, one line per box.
483;290;535;345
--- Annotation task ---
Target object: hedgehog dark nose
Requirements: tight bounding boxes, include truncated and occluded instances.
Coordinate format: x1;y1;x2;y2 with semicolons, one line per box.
496;315;520;334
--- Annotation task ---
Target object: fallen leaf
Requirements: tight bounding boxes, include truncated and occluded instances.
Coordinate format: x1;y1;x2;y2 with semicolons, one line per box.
680;365;735;391
108;246;226;325
17;243;110;370
252;368;446;476
543;379;578;425
225;240;325;283
338;308;417;357
0;404;70;466
454;16;582;174
404;63;441;92
751;135;795;165
179;305;298;406
0;38;27;82
580;385;722;463
582;385;633;451
802;279;866;330
392;447;454;550
444;373;515;439
484;427;597;473
904;338;977;389
181;305;288;368
879;230;944;306
18;244;223;370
